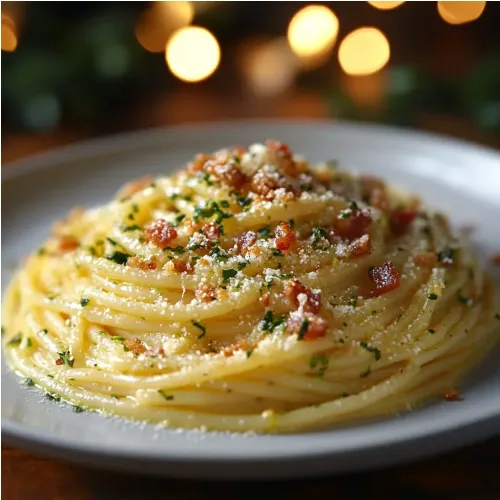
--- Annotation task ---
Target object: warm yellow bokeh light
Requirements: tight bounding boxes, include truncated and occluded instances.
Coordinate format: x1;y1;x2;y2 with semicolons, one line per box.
1;14;17;52
240;37;298;97
437;1;486;25
166;26;220;82
338;27;390;76
287;5;339;58
367;1;405;10
135;1;194;53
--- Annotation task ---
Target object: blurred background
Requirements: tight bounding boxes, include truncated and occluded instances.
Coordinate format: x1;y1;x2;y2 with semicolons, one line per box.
2;1;500;163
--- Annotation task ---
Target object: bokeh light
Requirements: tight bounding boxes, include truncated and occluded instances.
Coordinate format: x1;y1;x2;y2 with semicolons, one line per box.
338;27;390;76
1;14;17;52
437;1;486;25
166;26;220;82
367;1;405;10
239;37;299;97
287;5;339;61
135;1;194;53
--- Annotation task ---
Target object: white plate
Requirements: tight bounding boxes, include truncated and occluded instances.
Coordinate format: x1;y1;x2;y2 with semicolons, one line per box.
2;120;500;479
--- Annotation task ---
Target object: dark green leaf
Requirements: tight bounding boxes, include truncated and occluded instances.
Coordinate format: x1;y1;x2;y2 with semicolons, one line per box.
106;251;132;265
359;341;381;361
192;321;206;340
80;297;90;307
222;268;237;283
297;319;310;340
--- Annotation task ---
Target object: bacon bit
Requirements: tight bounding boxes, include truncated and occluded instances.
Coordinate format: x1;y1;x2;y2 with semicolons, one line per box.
58;235;79;253
287;314;328;341
236;231;257;253
124;339;147;355
184;218;202;237
196;283;217;303
369;262;400;297
284;280;321;314
118;175;154;198
390;209;418;236
251;170;281;199
492;253;500;266
260;294;270;306
334;209;372;240
414;252;438;268
267;139;291;157
444;389;461;401
187;154;212;175
275;222;296;252
360;176;389;212
52;207;85;235
127;256;157;271
55;359;63;366
172;259;194;274
149;346;165;356
348;234;372;257
201;222;221;241
203;159;249;190
222;340;250;357
144;219;177;249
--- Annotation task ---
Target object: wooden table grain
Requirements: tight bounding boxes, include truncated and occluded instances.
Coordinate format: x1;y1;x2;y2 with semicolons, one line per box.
2;97;499;499
2;439;500;500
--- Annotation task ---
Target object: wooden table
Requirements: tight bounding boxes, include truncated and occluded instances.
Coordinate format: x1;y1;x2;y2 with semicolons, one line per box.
2;94;499;499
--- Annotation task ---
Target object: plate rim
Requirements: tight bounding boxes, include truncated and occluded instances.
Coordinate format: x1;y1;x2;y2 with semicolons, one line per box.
2;119;499;475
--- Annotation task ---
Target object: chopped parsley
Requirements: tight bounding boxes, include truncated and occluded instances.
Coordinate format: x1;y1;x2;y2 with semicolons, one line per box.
106;237;118;246
7;333;22;347
158;390;174;401
257;225;271;239
131;203;139;213
458;295;473;307
24;337;32;349
437;247;456;263
347;295;358;308
395;314;402;323
200;171;213;186
428;329;436;334
259;311;285;333
427;293;438;300
237;196;252;208
272;249;283;257
339;209;352;219
349;200;360;210
220;200;230;208
192;320;206;340
309;354;329;378
495;313;500;321
57;350;75;367
222;268;238;283
121;224;141;232
361;367;371;378
1;326;4;336
73;405;85;413
297;319;310;340
193;201;232;224
359;341;381;361
288;219;295;229
24;378;35;386
37;247;46;256
106;251;132;265
80;297;90;307
172;214;186;227
209;246;229;263
312;227;328;249
164;246;184;255
237;261;248;271
45;393;61;402
246;349;254;359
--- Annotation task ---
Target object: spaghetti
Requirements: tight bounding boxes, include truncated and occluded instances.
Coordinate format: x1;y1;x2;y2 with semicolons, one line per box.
3;140;499;433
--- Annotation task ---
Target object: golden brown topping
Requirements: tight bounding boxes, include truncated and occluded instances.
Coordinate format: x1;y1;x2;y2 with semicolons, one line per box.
172;259;194;274
203;159;249;190
390;209;418;236
369;261;401;297
275;222;296;252
127;256;157;271
201;222;221;242
187;153;212;175
251;170;281;199
144;219;177;249
284;280;321;314
222;340;251;357
414;252;438;268
348;234;372;257
444;389;461;401
124;338;147;355
492;253;500;266
286;314;328;341
259;294;270;307
236;231;257;253
58;235;79;253
196;283;217;303
333;209;372;240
